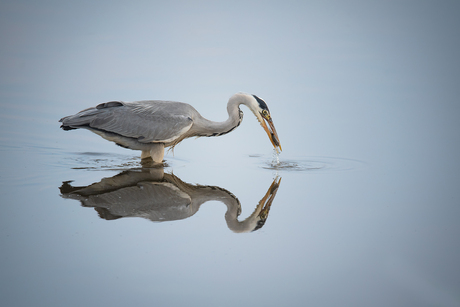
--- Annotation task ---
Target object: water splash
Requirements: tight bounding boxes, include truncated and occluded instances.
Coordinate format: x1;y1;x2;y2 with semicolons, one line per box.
271;148;280;167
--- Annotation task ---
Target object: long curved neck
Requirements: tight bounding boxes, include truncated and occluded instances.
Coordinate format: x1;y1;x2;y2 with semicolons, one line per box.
187;185;262;233
193;94;250;137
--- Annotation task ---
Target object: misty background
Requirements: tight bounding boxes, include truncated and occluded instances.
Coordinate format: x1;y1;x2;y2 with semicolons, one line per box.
1;1;459;306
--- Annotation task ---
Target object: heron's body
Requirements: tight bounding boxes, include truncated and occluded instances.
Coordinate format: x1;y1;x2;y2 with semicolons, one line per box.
60;93;281;163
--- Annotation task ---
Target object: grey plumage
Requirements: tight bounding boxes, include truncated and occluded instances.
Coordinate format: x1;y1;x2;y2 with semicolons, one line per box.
60;100;194;144
59;93;281;163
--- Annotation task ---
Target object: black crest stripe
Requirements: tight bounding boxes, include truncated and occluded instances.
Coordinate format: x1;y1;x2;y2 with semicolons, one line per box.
252;95;269;111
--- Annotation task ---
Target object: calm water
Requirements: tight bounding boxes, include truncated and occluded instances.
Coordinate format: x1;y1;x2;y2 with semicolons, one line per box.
1;1;460;307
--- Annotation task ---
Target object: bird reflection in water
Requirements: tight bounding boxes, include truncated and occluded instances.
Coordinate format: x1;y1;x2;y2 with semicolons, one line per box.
59;167;281;233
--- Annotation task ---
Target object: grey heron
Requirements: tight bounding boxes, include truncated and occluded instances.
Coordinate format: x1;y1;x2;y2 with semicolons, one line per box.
59;93;281;163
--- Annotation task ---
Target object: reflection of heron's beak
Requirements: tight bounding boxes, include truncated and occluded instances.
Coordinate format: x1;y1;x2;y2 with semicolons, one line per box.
261;115;282;152
257;177;281;221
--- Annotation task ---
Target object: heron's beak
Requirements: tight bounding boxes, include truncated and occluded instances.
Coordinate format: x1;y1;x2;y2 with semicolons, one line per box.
260;114;282;152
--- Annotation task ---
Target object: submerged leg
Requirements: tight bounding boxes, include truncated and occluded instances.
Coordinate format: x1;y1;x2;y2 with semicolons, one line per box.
141;150;150;159
149;143;165;163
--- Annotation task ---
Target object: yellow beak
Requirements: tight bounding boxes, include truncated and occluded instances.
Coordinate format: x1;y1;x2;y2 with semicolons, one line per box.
260;114;282;152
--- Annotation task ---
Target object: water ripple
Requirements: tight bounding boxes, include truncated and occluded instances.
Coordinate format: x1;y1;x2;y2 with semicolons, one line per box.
259;155;364;172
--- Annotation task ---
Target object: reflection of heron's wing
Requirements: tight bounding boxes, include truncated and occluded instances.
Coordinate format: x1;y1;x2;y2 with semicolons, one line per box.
62;181;193;222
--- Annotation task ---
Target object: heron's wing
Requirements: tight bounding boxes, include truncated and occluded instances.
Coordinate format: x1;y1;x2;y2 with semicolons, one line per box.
60;101;194;143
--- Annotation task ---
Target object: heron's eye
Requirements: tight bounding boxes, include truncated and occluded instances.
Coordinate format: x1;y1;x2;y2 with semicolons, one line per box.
262;110;269;117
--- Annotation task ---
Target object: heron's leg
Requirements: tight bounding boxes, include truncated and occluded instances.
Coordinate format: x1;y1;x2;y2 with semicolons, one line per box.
141;150;150;159
150;143;165;163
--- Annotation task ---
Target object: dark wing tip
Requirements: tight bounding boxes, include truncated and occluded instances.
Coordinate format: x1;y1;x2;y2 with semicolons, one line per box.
96;101;124;109
60;124;77;131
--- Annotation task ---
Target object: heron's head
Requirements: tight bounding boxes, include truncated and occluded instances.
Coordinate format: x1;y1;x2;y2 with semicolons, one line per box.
250;94;282;152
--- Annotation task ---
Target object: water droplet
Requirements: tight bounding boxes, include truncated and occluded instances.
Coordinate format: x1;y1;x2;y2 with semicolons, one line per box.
272;148;280;166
